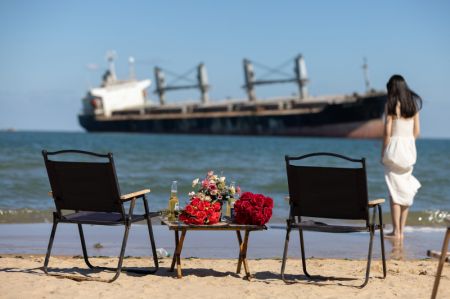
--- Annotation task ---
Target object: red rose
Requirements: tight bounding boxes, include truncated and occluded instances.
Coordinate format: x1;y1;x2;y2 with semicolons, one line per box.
240;192;254;202
197;211;207;222
197;201;205;211
204;201;211;208
263;207;272;221
234;200;243;209
179;213;188;222
209;212;220;224
241;201;251;210
191;197;201;207
185;205;195;215
251;211;266;226
251;194;265;207
264;197;274;209
213;202;221;211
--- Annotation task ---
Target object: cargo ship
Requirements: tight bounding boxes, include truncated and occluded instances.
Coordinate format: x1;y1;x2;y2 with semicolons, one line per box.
79;54;386;138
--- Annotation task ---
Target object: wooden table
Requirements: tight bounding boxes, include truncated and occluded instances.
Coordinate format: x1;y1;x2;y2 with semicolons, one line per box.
161;218;266;279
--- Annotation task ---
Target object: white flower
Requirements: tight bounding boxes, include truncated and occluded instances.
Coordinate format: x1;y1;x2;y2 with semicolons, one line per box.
219;176;226;182
188;191;195;198
230;186;236;195
211;175;218;180
192;178;199;187
205;196;211;201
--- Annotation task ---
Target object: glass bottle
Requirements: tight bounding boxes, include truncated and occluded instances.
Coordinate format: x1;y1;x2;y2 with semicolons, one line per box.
225;181;236;219
168;181;179;221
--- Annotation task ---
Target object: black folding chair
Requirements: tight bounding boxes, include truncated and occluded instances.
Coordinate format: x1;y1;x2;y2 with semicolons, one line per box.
42;150;159;282
280;152;386;288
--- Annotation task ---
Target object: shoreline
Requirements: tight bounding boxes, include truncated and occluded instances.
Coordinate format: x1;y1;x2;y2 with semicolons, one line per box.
0;223;446;260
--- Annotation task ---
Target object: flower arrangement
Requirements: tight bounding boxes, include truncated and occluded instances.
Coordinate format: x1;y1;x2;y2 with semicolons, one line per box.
179;170;240;225
234;192;273;225
189;170;240;203
178;196;221;225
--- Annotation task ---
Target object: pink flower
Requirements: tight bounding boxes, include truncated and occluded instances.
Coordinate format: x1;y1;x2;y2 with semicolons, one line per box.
202;179;209;188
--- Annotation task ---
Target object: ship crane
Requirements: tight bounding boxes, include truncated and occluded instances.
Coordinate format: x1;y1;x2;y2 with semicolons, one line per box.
154;64;209;105
243;55;309;102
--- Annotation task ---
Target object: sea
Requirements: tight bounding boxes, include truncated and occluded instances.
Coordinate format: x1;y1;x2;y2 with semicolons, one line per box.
0;131;449;226
1;131;449;259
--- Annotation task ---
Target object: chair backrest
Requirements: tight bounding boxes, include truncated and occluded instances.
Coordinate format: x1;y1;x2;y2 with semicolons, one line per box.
42;150;123;214
285;152;369;223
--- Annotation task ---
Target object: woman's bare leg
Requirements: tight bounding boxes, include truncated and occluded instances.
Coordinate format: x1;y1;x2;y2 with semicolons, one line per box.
399;205;409;239
386;197;402;238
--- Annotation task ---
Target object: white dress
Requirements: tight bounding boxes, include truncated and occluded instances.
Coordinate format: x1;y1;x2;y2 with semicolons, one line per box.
382;117;421;206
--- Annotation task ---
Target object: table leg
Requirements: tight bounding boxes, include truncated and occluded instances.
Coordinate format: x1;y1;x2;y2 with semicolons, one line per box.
169;230;179;272
236;230;252;279
431;227;450;299
236;231;243;273
175;230;187;278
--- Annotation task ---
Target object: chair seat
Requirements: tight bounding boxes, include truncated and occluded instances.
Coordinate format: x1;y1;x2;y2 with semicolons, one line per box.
61;211;159;225
290;220;372;233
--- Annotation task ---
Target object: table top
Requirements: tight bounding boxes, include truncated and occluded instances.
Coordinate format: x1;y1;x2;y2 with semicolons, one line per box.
160;217;267;231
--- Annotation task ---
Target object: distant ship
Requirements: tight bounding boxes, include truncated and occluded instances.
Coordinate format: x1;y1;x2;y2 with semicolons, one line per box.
78;53;386;138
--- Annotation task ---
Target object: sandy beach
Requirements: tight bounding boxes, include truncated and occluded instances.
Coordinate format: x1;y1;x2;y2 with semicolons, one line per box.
0;255;448;299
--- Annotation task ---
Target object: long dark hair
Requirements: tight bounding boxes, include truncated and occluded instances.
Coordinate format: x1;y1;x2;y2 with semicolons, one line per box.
386;74;422;118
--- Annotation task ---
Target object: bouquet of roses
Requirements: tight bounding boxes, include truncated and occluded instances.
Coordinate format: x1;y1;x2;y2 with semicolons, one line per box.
178;196;221;225
234;192;273;225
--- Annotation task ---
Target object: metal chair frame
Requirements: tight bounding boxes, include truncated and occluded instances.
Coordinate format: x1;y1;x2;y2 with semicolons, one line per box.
280;152;386;288
42;149;159;282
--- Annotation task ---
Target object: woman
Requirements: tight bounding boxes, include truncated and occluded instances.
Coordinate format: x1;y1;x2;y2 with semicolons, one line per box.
382;74;422;239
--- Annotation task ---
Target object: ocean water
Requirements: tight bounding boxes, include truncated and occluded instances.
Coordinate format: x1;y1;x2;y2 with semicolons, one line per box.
0;131;449;226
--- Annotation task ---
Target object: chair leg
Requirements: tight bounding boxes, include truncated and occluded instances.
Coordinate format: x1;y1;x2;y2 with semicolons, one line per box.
299;228;311;278
43;218;58;274
280;226;291;282
108;223;131;283
145;207;159;273
360;227;375;288
78;224;95;269
378;205;387;279
431;227;450;299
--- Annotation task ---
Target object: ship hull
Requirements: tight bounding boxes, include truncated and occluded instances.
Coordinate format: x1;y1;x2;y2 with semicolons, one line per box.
79;94;386;138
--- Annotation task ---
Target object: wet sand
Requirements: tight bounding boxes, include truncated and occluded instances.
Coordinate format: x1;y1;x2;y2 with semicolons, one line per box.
0;223;446;260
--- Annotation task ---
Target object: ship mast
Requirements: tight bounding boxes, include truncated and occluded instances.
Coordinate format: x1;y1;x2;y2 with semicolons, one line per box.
362;57;371;93
154;63;209;105
295;55;309;99
242;55;309;101
128;56;136;80
106;50;117;82
243;59;256;101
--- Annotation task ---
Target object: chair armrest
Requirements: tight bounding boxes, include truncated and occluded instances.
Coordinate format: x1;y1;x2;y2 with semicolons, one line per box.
120;189;151;201
368;198;385;207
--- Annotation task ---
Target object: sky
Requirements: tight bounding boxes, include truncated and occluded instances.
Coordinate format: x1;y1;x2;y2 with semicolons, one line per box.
0;0;449;138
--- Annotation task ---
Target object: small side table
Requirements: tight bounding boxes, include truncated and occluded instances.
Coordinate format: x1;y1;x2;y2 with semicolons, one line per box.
161;218;266;279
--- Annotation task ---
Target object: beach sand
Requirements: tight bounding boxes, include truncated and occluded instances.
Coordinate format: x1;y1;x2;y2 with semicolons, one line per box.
0;255;448;299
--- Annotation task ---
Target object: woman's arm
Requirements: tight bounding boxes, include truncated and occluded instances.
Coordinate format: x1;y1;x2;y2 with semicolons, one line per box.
382;114;393;158
413;112;420;139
